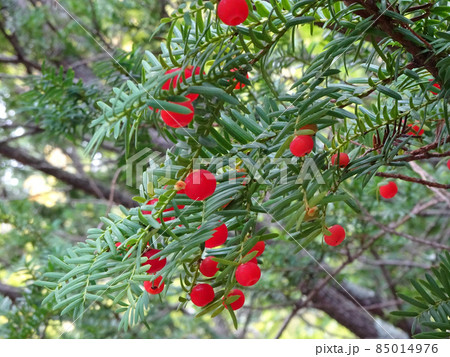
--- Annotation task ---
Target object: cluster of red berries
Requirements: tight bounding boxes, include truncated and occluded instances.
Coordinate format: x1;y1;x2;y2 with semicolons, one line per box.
150;66;203;128
149;0;253;128
142;249;167;294
153;65;248;128
115;237;169;295
230;68;249;90
191;240;266;310
287;124;351;247
148;1;252;129
290;124;352;169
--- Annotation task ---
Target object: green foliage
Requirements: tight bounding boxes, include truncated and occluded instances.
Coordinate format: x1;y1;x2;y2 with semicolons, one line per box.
34;0;450;332
1;0;449;338
11;66;100;136
392;252;450;339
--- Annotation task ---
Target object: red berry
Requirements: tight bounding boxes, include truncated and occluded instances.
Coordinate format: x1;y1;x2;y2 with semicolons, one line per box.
235;262;261;286
290;135;314;157
379;181;398;199
324;225;346;246
429;79;440;95
447;159;450;170
162;67;201;101
142;249;167;274
199;256;219;277
142;198;185;223
248;241;265;257
184;169;217;200
217;0;249;26
161;100;194;128
249;256;257;264
144;276;164;295
230;68;249;89
331;153;350;167
407;124;424;136
142;198;158;216
191;284;215;307
223;289;245;310
115;242;123;256
162;68;183;90
115;242;131;254
205;223;228;248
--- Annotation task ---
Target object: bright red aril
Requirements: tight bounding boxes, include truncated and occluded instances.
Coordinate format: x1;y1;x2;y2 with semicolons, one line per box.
223;289;245;310
161;100;194;128
230;68;249;89
379;181;398;199
142;197;185;223
144;276;164;295
162;67;201;101
199;256;219;277
217;0;249;26
184;169;217;200
191;284;215;307
331;153;350;167
429;79;440;95
324;225;346;246
235;262;261;286
142;249;167;274
407;124;424;136
290;135;314;157
205;223;228;248
248;241;265;257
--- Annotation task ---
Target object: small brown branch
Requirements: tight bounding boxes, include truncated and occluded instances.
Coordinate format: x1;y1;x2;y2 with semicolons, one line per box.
395;151;450;163
375;172;450;189
359;257;431;269
407;138;450;157
409;161;450;206
274;303;301;339
0;282;22;301
363;300;404;311
369;248;403;312
344;0;443;81
405;3;434;13
0;142;136;207
0;55;23;64
0;17;41;73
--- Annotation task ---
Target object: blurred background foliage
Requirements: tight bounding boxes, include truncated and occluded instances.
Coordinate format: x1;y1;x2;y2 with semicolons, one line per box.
0;0;449;339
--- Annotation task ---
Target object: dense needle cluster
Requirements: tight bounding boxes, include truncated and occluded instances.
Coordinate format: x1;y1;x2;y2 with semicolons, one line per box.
126;1;444;315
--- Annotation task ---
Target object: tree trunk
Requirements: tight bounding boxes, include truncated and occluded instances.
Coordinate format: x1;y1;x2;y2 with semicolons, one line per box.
0;142;136;207
310;285;408;339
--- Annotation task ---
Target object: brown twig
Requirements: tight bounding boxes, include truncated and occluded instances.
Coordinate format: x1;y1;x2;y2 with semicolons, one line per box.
375;172;450;189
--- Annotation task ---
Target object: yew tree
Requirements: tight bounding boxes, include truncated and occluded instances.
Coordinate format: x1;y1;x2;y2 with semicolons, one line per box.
25;0;450;337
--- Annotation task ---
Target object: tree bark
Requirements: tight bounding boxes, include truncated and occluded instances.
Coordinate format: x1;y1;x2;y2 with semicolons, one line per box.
309;285;408;339
0;142;136;207
344;0;443;81
0;283;22;301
